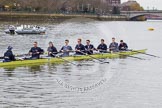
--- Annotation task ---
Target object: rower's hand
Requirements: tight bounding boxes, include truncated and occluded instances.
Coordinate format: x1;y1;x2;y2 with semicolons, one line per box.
111;47;116;50
36;52;40;54
76;50;80;52
63;50;69;52
66;50;70;52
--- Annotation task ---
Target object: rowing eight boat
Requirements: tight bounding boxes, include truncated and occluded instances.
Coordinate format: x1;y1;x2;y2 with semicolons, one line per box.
0;49;147;68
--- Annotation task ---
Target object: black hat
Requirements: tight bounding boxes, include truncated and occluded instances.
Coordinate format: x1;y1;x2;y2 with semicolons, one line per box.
7;46;13;50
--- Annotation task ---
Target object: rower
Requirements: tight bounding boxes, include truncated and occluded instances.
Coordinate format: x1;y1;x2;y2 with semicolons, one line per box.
97;39;108;53
3;46;16;62
109;37;118;52
75;38;85;55
60;39;73;57
85;40;95;55
29;42;44;59
47;41;58;57
119;40;128;51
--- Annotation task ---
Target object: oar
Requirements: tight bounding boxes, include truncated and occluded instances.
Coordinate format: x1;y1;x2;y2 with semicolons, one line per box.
51;53;81;66
97;49;110;53
0;54;29;59
0;53;29;59
78;51;109;64
9;52;50;57
119;53;145;60
130;49;160;58
0;57;4;59
20;52;48;57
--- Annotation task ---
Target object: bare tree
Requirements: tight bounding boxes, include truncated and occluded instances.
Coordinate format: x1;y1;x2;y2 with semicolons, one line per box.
0;0;111;13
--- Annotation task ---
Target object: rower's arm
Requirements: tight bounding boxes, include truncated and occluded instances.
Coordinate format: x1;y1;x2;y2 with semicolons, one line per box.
60;47;64;52
40;48;44;54
69;46;73;51
28;48;33;55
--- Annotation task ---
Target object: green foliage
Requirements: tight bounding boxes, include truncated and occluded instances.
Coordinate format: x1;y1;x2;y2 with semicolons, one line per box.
129;3;144;11
0;0;121;14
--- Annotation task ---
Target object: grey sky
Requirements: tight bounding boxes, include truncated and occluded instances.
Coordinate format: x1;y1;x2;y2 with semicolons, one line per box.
121;0;162;10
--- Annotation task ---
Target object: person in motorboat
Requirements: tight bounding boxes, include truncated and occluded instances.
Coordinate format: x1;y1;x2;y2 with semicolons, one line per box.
47;41;58;57
109;37;118;52
9;25;15;34
60;39;73;57
3;46;16;62
75;38;85;55
29;42;44;59
85;40;95;55
97;39;108;53
119;40;128;51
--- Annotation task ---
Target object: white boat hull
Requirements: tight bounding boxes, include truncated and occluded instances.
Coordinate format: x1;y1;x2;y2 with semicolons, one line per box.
5;25;46;35
15;28;46;34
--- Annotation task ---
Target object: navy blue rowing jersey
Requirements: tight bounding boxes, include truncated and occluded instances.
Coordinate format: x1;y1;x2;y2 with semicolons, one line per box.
85;44;95;54
97;44;107;53
29;47;44;59
75;44;85;55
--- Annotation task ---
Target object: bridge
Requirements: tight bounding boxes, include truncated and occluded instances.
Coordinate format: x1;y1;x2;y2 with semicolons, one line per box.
121;10;162;20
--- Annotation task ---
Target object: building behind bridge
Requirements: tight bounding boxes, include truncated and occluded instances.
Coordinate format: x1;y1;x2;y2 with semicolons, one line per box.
120;0;144;11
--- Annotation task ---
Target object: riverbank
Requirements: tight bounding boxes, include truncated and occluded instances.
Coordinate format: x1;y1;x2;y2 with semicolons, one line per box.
0;12;127;22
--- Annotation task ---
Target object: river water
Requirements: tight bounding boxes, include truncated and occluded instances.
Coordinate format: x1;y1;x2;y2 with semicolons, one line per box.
0;18;162;108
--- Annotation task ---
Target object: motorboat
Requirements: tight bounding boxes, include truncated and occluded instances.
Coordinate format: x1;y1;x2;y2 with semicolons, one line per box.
15;25;46;34
5;25;46;35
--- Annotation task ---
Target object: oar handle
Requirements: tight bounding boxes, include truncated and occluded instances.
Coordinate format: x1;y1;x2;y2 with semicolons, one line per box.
60;50;75;53
0;57;4;59
97;49;110;53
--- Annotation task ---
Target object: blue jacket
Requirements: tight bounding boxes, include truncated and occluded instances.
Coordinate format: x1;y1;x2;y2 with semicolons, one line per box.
119;43;128;51
47;46;58;57
29;47;44;59
3;50;15;62
97;44;107;53
75;44;85;55
85;44;95;54
109;42;118;52
60;45;73;57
